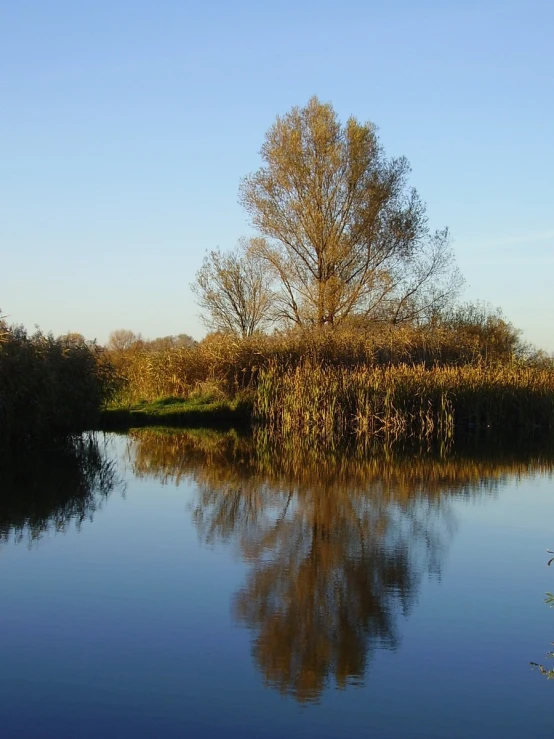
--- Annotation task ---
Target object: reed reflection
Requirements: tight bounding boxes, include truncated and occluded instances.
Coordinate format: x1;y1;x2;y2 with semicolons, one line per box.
0;434;121;545
130;428;554;702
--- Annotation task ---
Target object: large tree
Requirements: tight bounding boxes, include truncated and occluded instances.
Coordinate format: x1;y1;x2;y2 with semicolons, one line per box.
192;237;274;337
240;97;462;328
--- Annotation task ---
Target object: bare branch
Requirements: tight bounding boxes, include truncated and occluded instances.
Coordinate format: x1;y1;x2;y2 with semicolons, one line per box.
192;239;276;337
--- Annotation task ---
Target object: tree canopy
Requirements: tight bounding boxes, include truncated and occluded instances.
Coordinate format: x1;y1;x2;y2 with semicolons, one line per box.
239;97;462;328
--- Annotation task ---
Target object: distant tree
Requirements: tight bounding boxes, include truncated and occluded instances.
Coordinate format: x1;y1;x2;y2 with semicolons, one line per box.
107;329;142;351
175;333;196;348
192;238;274;337
240;97;462;328
146;334;197;350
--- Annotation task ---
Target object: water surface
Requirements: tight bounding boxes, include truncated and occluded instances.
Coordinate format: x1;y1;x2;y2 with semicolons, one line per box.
1;430;554;738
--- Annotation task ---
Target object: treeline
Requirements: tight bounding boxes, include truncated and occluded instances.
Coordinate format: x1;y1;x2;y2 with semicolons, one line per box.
2;305;553;449
0;321;119;452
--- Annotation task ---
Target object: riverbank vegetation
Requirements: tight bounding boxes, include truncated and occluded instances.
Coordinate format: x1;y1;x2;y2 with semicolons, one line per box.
256;361;554;444
101;393;249;430
104;310;554;441
0;321;119;452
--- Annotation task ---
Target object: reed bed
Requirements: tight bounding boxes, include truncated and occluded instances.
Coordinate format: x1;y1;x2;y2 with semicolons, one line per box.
255;362;554;444
108;327;554;443
0;325;120;451
109;322;550;407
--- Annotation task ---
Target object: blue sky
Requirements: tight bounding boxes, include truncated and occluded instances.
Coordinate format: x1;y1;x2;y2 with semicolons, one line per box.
1;0;552;350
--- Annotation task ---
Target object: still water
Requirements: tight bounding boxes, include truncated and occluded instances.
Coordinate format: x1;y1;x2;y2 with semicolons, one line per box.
1;430;554;738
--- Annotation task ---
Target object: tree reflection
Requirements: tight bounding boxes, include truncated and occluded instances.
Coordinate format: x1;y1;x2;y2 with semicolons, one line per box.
0;434;121;544
231;495;436;700
130;428;554;702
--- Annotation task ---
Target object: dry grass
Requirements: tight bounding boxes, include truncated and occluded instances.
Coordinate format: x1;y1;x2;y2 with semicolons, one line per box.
0;326;120;451
107;327;554;442
109;323;545;403
255;362;554;444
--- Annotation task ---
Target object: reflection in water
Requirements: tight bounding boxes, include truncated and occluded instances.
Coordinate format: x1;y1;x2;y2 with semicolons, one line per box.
0;434;121;544
129;428;554;702
231;492;446;701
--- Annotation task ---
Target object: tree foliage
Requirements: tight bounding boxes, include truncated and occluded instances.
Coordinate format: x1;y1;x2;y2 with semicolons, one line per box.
240;97;462;328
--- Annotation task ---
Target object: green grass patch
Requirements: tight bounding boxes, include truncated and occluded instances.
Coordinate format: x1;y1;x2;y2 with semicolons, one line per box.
100;394;252;430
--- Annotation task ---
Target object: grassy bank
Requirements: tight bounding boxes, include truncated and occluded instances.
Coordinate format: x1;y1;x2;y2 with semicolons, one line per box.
100;394;252;430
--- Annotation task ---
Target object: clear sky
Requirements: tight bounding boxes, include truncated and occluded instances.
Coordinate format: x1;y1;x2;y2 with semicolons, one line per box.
1;0;552;351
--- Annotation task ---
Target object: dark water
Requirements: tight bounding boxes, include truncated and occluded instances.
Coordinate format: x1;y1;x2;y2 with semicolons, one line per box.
1;430;554;738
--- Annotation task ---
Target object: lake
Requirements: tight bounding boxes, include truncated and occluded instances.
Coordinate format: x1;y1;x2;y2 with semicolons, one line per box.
1;429;554;738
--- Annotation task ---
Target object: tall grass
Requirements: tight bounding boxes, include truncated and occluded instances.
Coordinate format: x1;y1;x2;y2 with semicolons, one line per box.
107;326;554;442
255;362;554;444
0;325;120;451
109;323;550;405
